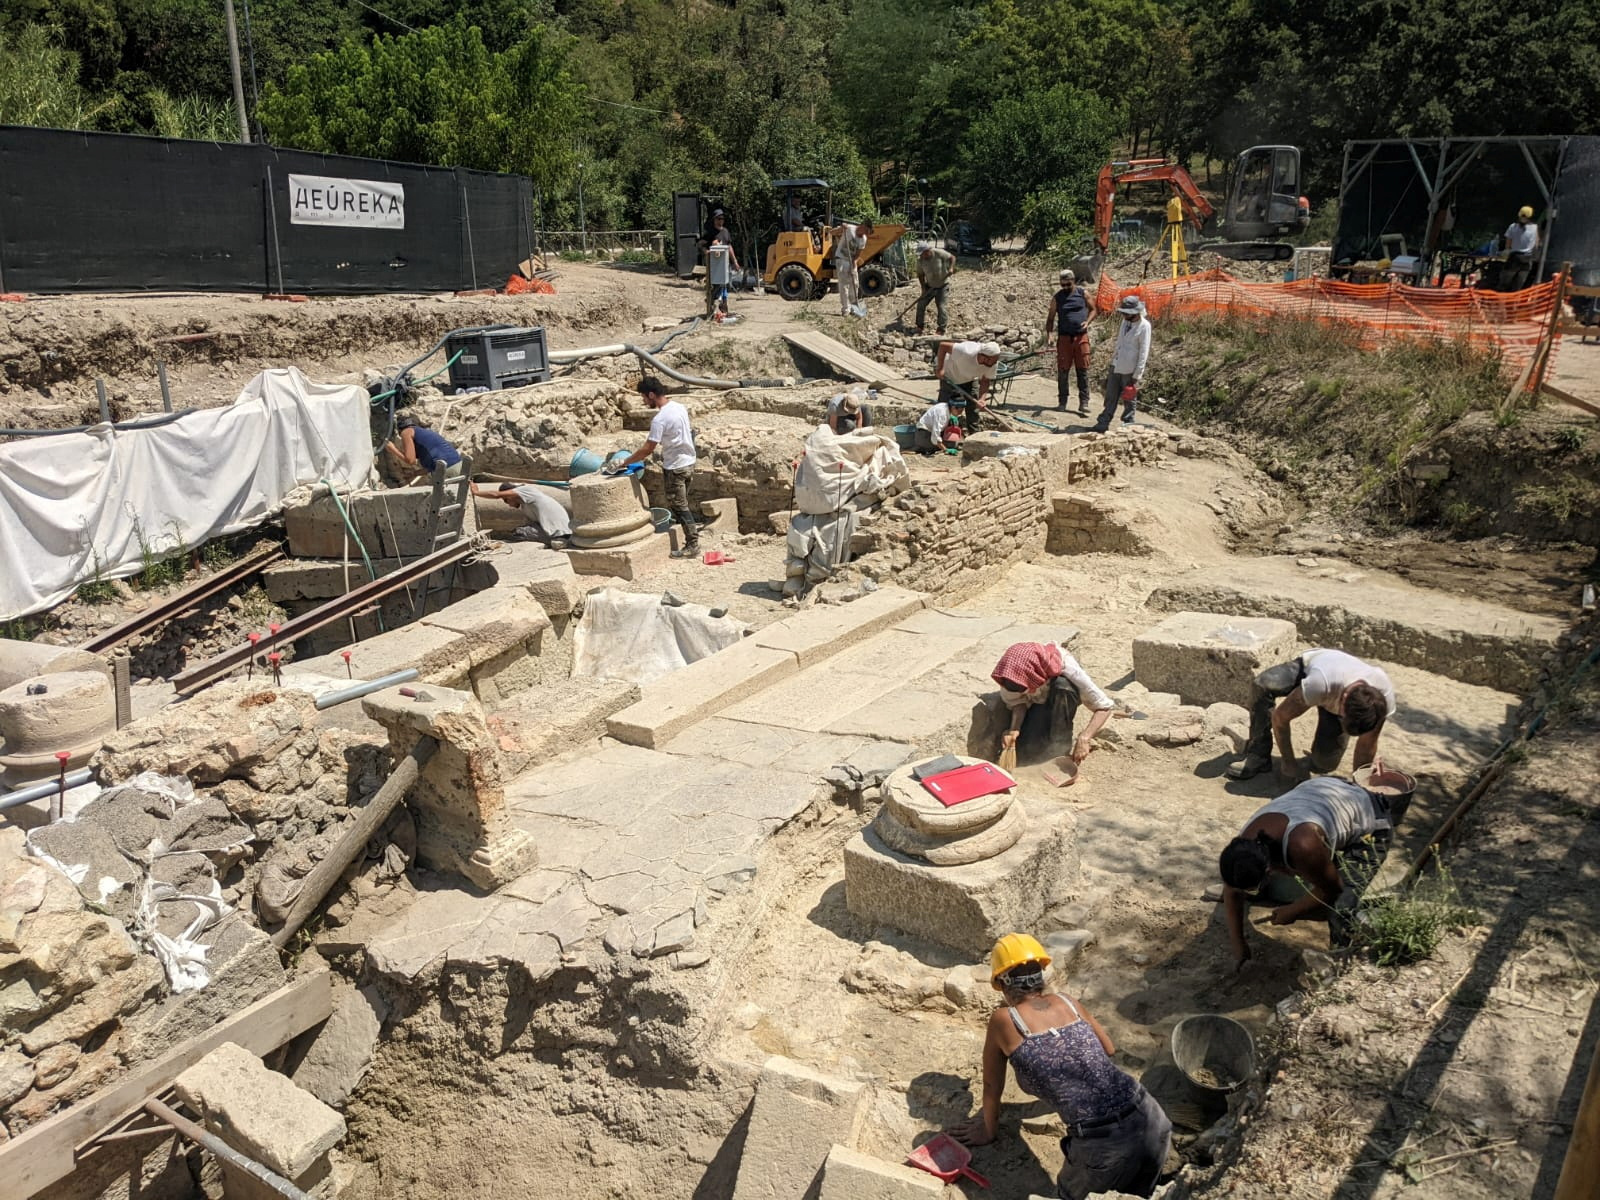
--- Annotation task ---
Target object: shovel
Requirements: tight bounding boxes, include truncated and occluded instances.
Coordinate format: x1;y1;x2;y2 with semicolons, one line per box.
906;1133;990;1187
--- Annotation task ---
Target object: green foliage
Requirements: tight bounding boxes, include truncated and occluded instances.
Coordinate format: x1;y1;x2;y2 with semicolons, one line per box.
145;88;237;140
0;22;106;127
257;20;581;193
957;84;1116;244
1353;866;1476;967
75;551;118;604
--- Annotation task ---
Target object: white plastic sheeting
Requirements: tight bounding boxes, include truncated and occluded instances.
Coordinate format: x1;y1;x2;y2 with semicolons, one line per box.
0;367;374;620
571;587;749;686
793;425;909;516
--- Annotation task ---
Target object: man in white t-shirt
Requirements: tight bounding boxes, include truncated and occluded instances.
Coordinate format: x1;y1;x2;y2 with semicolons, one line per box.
912;400;952;454
1500;205;1539;293
1227;647;1397;782
833;219;873;316
613;376;700;557
934;339;1002;432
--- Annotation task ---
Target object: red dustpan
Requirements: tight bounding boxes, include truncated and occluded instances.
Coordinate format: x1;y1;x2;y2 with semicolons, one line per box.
907;1133;990;1187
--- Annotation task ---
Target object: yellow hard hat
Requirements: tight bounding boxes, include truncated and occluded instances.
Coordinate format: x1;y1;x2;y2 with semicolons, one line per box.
1518;206;1534;220
990;933;1051;988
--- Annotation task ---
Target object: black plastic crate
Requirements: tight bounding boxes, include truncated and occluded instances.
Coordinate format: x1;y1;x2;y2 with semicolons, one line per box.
444;325;550;392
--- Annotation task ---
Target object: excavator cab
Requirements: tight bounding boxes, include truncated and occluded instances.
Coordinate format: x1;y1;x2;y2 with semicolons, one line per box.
1227;146;1310;241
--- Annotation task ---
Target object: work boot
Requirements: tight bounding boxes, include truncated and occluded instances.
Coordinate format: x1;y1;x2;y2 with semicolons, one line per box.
671;543;702;560
1121;410;1137;425
1226;754;1270;781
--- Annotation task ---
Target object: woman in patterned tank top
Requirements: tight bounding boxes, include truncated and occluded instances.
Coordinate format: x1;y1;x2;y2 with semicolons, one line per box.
950;935;1173;1199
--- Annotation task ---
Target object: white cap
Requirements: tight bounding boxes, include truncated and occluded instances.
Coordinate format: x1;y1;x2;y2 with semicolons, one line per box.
978;341;1002;357
916;241;933;253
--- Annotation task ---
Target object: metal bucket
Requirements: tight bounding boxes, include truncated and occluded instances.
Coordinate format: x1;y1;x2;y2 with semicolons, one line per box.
1171;1014;1256;1096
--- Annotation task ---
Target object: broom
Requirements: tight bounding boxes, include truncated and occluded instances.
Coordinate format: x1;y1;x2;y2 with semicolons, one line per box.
997;738;1017;774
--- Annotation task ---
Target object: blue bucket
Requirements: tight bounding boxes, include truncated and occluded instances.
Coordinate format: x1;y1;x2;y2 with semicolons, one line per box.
570;448;631;478
893;424;916;450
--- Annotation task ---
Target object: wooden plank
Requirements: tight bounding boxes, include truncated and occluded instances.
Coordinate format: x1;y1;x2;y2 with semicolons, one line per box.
1540;383;1600;418
0;972;333;1200
1555;1039;1600;1200
782;330;904;382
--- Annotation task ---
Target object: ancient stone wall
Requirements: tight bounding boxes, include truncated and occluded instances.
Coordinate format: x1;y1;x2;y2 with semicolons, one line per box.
865;455;1051;598
432;379;630;480
1;684;399;1149
1068;427;1168;482
1047;492;1155;555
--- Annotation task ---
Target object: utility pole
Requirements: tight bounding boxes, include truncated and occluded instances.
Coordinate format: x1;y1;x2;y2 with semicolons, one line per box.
577;163;587;256
223;0;251;143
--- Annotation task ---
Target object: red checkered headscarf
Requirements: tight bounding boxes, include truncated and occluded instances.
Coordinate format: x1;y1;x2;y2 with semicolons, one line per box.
991;642;1063;692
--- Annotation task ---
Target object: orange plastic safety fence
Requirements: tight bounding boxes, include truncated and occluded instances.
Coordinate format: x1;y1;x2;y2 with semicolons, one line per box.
505;274;556;295
1094;269;1561;388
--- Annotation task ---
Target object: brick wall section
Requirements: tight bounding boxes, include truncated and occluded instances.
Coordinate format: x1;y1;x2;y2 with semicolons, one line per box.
867;455;1051;598
1047;492;1154;555
1068;427;1168;482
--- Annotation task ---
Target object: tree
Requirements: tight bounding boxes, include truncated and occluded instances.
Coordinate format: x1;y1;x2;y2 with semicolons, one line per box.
257;19;583;193
0;22;107;128
957;82;1117;247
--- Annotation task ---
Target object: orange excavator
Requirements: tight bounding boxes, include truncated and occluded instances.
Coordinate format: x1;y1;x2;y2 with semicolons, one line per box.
1086;146;1311;277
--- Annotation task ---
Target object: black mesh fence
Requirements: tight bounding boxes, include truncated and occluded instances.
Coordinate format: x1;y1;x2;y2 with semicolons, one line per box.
0;126;534;295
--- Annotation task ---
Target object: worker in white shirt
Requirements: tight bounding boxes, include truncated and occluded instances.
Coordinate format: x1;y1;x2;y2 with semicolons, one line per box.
935;339;1002;432
1500;205;1539;293
833;219;873;316
913;400;952;454
612;376;701;558
1227;648;1397;782
970;641;1116;768
1094;295;1151;430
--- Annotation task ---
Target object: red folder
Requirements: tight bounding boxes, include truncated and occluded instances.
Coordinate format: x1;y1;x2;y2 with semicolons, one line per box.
920;763;1016;806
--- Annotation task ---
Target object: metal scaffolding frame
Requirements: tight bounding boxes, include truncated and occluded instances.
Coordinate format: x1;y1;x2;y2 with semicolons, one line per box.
1337;136;1571;280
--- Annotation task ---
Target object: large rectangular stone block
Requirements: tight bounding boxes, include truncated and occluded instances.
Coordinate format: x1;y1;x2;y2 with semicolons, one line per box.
844;805;1078;956
1131;611;1297;708
173;1041;345;1180
818;1145;943;1200
732;1057;869;1200
606;640;799;748
285;486;466;559
566;532;671;580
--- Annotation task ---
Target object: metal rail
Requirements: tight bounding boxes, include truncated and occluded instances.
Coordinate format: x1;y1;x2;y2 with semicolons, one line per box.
143;1098;311;1200
78;545;286;655
170;535;485;696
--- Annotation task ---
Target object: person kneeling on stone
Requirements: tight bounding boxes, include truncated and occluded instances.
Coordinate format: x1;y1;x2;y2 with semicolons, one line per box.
469;481;573;547
1218;769;1414;972
973;642;1114;767
1227;648;1396;782
951;934;1173;1200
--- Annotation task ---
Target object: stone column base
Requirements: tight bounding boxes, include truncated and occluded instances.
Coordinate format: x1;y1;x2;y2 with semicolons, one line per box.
844;804;1079;955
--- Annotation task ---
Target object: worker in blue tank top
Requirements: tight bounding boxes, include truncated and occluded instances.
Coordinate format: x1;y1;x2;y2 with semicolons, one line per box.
385;412;462;484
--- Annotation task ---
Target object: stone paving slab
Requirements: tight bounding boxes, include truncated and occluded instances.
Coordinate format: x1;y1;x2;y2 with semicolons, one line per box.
892;608;1017;639
750;588;928;667
607;641;802;748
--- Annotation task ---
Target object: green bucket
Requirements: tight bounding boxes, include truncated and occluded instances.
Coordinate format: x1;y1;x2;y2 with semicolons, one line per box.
893;424;916;450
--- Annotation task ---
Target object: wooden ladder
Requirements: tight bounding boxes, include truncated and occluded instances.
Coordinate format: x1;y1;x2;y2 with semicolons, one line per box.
413;455;473;618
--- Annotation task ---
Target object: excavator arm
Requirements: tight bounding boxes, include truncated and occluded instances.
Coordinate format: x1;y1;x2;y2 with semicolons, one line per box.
1093;160;1217;254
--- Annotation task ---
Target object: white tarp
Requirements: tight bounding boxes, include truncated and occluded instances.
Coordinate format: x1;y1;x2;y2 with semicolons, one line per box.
793;426;909;515
571;588;749;686
0;367;374;620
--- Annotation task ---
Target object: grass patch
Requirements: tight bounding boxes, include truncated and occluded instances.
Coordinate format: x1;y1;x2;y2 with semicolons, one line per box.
1154;310;1507;509
0;618;35;641
75;551;118;604
1355;865;1477;967
614;248;660;266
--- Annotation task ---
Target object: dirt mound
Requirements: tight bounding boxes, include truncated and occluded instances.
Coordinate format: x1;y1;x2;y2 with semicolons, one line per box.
0;280;647;434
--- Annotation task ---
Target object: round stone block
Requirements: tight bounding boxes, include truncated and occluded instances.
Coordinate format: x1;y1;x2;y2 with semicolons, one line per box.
872;799;1027;866
0;670;116;782
569;472;652;549
882;756;1015;837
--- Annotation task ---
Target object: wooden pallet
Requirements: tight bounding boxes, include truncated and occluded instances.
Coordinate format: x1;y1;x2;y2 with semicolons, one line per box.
782;330;905;383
